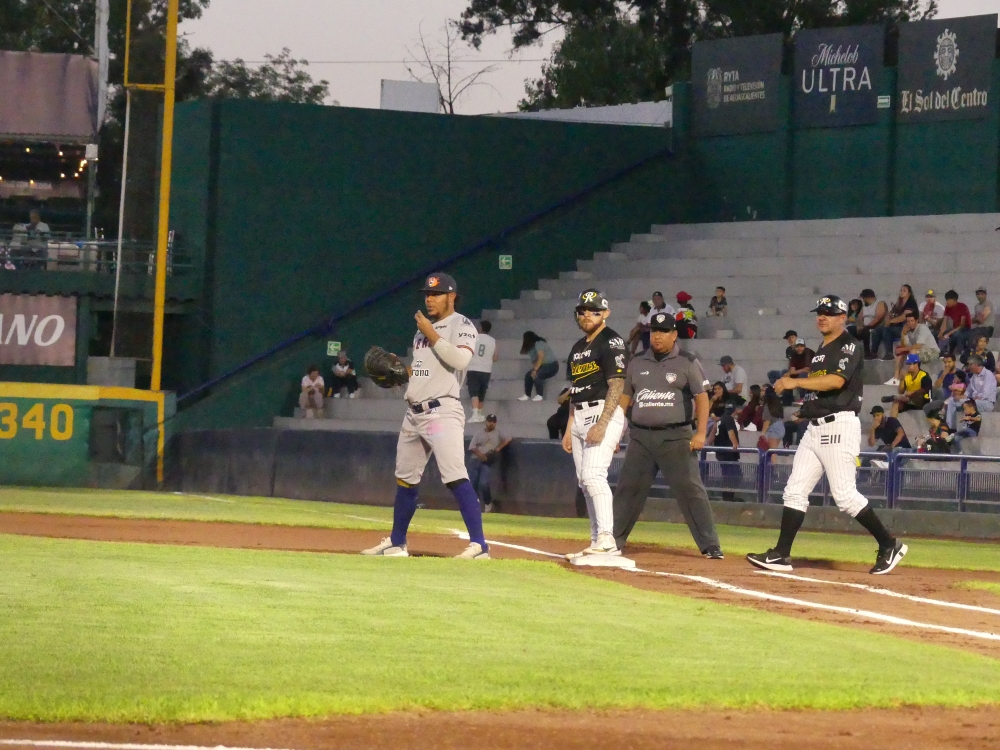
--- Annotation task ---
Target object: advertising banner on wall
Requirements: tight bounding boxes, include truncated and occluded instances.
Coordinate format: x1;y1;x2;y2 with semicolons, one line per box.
692;34;783;136
0;294;77;366
897;14;996;122
793;25;885;128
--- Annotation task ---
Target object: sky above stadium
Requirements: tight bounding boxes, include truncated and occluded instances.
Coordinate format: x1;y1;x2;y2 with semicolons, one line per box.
182;0;999;114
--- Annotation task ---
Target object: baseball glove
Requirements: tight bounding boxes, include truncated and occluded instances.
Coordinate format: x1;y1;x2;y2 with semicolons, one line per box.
364;346;409;389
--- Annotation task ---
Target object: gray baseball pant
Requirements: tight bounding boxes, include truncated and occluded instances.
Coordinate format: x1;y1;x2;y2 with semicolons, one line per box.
612;428;720;552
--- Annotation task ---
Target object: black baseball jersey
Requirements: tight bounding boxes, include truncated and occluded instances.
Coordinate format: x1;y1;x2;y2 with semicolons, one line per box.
798;331;864;419
567;326;626;403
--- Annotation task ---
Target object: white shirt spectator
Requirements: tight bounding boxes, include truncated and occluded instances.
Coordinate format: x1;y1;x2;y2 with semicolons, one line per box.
901;323;940;356
468;332;497;374
967;367;997;410
723;365;747;395
651;302;675;318
302;373;325;391
331;357;355;377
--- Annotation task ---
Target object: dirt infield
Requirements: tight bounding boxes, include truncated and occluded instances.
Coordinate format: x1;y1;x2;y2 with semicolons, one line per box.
3;705;1000;750
3;510;1000;749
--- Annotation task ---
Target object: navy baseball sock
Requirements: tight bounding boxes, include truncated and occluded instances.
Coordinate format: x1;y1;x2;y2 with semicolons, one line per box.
854;505;895;549
774;506;806;558
448;479;487;549
390;482;419;547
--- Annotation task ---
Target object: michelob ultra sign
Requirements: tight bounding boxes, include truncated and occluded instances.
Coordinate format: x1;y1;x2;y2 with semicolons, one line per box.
794;25;884;128
0;294;77;366
897;14;996;122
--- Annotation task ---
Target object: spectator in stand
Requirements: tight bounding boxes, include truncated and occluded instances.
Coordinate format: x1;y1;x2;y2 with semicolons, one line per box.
299;364;325;418
889;354;932;418
889;310;940;384
707;286;728;317
708;381;727;415
627;301;652;357
966;354;997;413
650;291;674;319
466;414;512;513
547;387;572;440
738;384;763;430
871;284;919;360
711;402;741;502
938;290;972;356
857;288;888;359
767;330;799;385
761;385;785;449
971;286;995;341
941;374;968;430
519;331;558;401
467;320;498;423
785;338;815;405
329;351;359;399
846;299;863;338
920;290;945;335
916;410;955;454
953;399;983;453
867;406;911;456
719;355;747;406
934;353;959;399
675;291;697;338
961;334;995;375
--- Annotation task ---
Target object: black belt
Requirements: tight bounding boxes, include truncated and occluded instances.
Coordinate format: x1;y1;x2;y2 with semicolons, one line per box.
409;398;441;413
635;421;691;431
573;400;602;410
809;414;841;426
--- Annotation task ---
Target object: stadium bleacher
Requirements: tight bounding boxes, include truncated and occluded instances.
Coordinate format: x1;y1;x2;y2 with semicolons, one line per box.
277;212;1000;452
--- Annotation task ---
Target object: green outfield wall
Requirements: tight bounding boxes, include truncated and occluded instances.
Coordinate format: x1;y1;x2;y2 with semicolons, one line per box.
168;61;999;430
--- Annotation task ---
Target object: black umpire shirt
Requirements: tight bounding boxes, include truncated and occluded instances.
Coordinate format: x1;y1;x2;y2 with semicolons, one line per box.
567;327;626;403
623;344;710;438
798;331;865;419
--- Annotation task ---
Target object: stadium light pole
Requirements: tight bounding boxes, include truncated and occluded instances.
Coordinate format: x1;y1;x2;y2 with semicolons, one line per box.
150;0;179;392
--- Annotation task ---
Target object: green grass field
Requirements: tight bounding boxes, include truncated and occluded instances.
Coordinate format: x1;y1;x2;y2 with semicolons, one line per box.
2;533;1000;722
2;487;999;571
957;580;1000;596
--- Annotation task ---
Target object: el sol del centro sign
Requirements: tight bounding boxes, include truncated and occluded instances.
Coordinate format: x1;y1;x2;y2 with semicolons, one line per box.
0;294;77;366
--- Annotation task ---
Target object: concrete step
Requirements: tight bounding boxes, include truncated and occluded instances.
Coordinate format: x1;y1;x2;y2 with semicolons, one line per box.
647;213;1000;240
618;233;1000;260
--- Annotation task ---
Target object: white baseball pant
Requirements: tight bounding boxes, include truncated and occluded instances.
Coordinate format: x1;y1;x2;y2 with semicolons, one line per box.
571;401;626;539
783;412;868;517
395;398;469;486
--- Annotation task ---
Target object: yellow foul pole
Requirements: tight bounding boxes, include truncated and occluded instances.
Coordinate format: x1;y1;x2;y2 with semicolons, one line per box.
150;0;179;392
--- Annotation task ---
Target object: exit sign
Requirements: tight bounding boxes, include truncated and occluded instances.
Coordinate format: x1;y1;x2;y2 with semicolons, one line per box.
499;255;512;270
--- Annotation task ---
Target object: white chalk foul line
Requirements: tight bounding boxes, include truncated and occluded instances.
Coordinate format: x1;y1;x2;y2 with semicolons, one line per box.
450;529;566;559
465;532;1000;643
0;741;295;750
756;570;1000;618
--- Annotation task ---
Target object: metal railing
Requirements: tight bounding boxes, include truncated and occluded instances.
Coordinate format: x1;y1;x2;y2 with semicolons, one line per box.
609;446;1000;512
0;230;192;275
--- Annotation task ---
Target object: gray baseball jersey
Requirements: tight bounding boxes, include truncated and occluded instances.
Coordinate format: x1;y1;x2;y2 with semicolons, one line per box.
624;345;709;435
468;333;497;374
405;312;479;404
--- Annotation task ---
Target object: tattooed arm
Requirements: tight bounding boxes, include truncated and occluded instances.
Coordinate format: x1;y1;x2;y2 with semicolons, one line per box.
586;378;625;446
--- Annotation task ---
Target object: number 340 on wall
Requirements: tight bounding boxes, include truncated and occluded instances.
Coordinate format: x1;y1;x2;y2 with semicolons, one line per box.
0;403;74;441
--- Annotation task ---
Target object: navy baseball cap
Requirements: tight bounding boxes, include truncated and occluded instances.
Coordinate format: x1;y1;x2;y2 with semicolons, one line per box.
576;288;609;312
811;295;849;315
649;312;676;332
485;414;497;422
421;272;457;294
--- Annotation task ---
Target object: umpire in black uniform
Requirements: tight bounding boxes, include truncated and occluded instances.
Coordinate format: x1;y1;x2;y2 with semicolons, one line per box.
612;312;723;558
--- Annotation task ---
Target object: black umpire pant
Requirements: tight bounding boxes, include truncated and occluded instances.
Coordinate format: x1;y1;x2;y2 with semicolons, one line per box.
613;427;720;553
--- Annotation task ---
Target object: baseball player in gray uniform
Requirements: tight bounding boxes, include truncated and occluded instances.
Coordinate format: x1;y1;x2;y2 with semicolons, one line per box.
613;312;723;558
362;272;489;560
564;289;628;558
747;295;908;575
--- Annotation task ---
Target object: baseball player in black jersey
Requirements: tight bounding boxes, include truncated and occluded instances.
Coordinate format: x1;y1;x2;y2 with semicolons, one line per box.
747;295;908;575
563;289;628;557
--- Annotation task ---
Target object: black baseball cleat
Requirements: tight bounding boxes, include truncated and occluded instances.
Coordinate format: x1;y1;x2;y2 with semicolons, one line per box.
870;540;908;575
702;546;725;560
746;549;792;572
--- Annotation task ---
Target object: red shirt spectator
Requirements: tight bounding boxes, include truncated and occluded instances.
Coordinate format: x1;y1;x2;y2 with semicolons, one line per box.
943;301;971;333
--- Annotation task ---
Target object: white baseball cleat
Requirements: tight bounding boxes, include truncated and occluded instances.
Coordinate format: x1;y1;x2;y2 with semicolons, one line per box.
360;537;409;557
585;532;621;556
455;542;490;560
